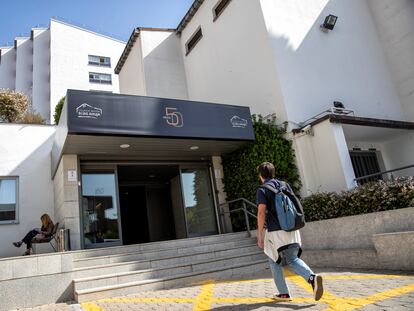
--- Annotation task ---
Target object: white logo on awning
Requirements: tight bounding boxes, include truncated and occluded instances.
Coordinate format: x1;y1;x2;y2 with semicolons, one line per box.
76;103;103;119
230;115;248;128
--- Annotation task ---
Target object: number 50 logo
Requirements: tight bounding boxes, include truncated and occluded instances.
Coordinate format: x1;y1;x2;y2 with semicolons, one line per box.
163;107;184;128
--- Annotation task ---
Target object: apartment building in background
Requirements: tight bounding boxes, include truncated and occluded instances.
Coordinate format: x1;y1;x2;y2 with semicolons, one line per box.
0;19;125;123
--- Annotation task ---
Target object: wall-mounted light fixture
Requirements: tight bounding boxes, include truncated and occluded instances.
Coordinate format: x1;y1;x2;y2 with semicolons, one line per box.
320;14;338;32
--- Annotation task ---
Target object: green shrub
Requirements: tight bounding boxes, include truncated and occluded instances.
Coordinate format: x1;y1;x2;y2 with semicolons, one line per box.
0;89;30;122
302;177;414;222
53;96;65;124
222;115;301;231
20;111;46;124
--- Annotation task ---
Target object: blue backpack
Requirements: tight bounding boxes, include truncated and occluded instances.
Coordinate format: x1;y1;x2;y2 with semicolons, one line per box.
261;182;305;232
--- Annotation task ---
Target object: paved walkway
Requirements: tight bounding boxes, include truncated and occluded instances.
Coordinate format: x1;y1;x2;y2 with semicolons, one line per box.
14;269;414;311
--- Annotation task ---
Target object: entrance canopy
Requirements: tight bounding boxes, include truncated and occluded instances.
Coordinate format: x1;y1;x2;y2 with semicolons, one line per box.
52;90;255;177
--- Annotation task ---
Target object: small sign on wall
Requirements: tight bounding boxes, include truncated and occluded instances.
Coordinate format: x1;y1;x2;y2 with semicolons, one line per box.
214;169;222;179
67;170;77;182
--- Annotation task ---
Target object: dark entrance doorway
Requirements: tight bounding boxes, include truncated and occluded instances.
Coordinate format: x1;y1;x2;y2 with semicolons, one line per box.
117;165;180;245
119;186;149;244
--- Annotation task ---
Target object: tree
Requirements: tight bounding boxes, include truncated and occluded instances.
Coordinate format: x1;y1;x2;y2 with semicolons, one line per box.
0;89;30;122
54;96;65;124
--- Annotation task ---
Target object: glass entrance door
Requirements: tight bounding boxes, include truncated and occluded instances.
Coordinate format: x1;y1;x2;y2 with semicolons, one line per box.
181;167;218;237
81;172;121;248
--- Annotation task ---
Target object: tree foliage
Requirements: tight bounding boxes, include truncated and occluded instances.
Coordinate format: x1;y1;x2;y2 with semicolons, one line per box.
54;96;65;124
222;115;301;231
0;89;30;122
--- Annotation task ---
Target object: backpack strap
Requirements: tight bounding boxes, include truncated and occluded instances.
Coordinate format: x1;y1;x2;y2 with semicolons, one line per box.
261;183;279;194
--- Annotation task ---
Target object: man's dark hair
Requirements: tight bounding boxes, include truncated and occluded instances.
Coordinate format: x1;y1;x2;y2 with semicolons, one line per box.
257;162;275;179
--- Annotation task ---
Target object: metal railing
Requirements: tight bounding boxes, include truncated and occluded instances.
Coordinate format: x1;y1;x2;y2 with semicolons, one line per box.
219;198;257;237
354;164;414;186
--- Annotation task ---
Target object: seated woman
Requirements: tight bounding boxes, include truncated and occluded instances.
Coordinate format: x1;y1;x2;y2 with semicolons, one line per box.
12;214;54;255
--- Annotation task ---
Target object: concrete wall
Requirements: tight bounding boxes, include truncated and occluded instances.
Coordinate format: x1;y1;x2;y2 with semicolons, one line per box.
381;132;414;177
301;207;414;250
0;124;55;258
53;154;81;251
119;37;146;96
368;0;414;121
50;19;125;123
0;47;16;90
179;0;286;118
32;28;51;119
0;252;74;310
15;37;33;100
260;0;404;125
211;156;232;233
141;30;188;99
292;120;355;195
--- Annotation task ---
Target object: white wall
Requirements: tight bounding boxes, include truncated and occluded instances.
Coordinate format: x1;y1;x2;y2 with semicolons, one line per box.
0;124;55;258
50;19;125;123
32;28;50;120
381;132;414;177
15;37;33;100
119;37;146;96
141;30;188;99
293;120;355;195
179;0;286;118
0;47;16;90
368;0;414;122
260;0;404;125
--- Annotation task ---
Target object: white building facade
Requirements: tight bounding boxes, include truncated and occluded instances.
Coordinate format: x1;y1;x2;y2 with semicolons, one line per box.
0;19;125;123
117;0;414;195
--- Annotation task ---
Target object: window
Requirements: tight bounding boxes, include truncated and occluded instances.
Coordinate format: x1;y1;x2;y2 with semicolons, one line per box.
213;0;232;21
88;55;111;67
350;151;382;185
89;72;112;84
0;177;18;223
186;27;203;55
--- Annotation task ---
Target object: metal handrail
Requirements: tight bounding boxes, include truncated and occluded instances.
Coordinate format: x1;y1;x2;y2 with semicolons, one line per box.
219;198;257;237
354;164;414;185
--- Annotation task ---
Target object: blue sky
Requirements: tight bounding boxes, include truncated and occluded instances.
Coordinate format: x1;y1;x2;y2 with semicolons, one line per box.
0;0;194;46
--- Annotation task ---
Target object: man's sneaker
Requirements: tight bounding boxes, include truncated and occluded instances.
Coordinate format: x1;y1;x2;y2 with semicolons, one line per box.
309;274;323;301
274;294;292;301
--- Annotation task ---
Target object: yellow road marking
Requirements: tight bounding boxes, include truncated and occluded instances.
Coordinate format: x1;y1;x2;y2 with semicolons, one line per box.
193;279;215;311
98;297;196;303
322;275;407;280
80;302;105;311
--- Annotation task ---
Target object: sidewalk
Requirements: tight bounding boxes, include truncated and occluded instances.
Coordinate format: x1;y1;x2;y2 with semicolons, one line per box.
13;269;414;311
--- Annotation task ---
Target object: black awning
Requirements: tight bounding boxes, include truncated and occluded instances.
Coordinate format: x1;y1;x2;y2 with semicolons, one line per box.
52;90;255;177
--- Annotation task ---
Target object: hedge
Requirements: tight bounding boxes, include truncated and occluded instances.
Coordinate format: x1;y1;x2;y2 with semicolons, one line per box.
302;177;414;222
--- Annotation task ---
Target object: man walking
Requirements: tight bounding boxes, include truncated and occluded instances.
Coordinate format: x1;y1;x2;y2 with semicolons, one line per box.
256;162;323;301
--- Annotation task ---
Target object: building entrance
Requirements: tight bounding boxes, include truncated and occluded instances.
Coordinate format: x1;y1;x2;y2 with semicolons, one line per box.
80;163;219;249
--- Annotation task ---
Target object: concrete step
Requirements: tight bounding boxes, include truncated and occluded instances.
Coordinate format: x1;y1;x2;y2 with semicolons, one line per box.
71;231;249;259
74;250;266;291
75;258;268;302
301;248;379;269
73;237;256;268
73;244;261;279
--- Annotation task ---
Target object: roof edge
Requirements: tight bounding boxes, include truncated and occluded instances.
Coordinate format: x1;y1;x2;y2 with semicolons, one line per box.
292;114;414;134
114;28;140;74
176;0;205;35
51;18;126;44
